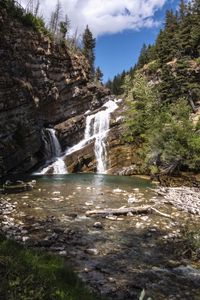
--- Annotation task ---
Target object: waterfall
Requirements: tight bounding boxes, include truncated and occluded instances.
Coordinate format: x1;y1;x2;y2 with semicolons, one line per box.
46;128;62;157
38;99;118;175
65;100;118;173
84;100;118;173
39;129;67;175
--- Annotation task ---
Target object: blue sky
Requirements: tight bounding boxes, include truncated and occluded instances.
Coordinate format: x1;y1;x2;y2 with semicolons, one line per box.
95;0;179;82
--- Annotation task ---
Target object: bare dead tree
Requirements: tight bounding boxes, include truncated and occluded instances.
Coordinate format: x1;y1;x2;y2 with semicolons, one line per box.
49;0;62;35
34;0;40;16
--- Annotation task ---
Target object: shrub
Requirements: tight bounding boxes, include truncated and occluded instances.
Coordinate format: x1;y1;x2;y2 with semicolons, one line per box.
147;60;160;73
195;57;200;65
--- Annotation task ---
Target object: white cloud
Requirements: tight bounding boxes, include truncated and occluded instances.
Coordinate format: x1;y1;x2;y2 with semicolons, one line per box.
21;0;167;37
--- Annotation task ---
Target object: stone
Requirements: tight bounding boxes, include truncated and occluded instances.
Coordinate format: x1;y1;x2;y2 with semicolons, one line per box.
93;222;103;229
59;250;67;256
22;236;30;242
85;248;99;255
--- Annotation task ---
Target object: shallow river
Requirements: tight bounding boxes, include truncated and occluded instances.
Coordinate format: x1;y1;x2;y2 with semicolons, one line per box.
1;174;200;299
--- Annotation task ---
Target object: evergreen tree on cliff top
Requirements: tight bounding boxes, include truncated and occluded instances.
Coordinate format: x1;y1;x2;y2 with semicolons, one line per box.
95;66;103;84
82;25;96;78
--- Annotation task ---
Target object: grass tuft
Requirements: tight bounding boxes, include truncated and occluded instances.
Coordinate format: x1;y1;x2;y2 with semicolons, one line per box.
0;235;104;300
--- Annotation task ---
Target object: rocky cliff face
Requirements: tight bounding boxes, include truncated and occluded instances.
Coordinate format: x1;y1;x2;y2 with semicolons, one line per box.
0;7;110;177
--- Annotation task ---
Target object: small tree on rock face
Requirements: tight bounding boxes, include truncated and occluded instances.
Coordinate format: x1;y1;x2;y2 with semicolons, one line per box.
82;25;96;78
59;14;70;39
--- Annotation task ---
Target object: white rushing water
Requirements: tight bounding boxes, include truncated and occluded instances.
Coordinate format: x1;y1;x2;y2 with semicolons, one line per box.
39;100;118;175
65;100;118;173
85;100;118;173
39;129;67;175
47;128;62;157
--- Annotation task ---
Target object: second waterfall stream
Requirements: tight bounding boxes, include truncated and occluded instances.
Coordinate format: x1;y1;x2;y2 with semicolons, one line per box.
39;99;118;175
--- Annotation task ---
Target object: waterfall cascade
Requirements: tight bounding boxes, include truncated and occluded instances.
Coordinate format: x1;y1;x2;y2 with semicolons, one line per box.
84;100;118;173
39;129;67;175
46;128;62;157
39;100;118;175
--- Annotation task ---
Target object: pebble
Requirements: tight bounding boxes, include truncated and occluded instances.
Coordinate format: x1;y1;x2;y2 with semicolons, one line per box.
22;236;29;242
53;191;61;195
108;277;115;283
85;201;93;206
93;222;103;229
85;248;99;255
128;196;137;203
140;216;149;221
113;188;123;193
59;250;67;256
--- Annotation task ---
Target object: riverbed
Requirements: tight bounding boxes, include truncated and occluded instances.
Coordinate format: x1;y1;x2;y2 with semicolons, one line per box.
0;174;200;299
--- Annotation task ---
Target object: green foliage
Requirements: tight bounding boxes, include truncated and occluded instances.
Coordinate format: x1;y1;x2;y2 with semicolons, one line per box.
107;0;200;174
195;57;200;65
156;10;180;64
1;0;49;35
109;0;200;94
147;60;160;73
181;223;200;261
0;235;104;300
123;71;158;143
124;72;200;174
0;0;24;18
21;13;48;35
59;15;70;39
137;44;157;68
105;70;129;95
146;103;200;172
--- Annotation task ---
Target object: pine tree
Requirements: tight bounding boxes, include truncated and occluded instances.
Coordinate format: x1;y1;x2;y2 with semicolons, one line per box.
105;79;113;92
137;44;148;68
178;2;193;57
158;64;180;103
156;10;180;64
190;0;200;57
95;67;103;83
82;25;96;78
179;0;187;21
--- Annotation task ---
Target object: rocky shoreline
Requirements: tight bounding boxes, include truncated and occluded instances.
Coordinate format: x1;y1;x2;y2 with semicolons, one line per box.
156;186;200;215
